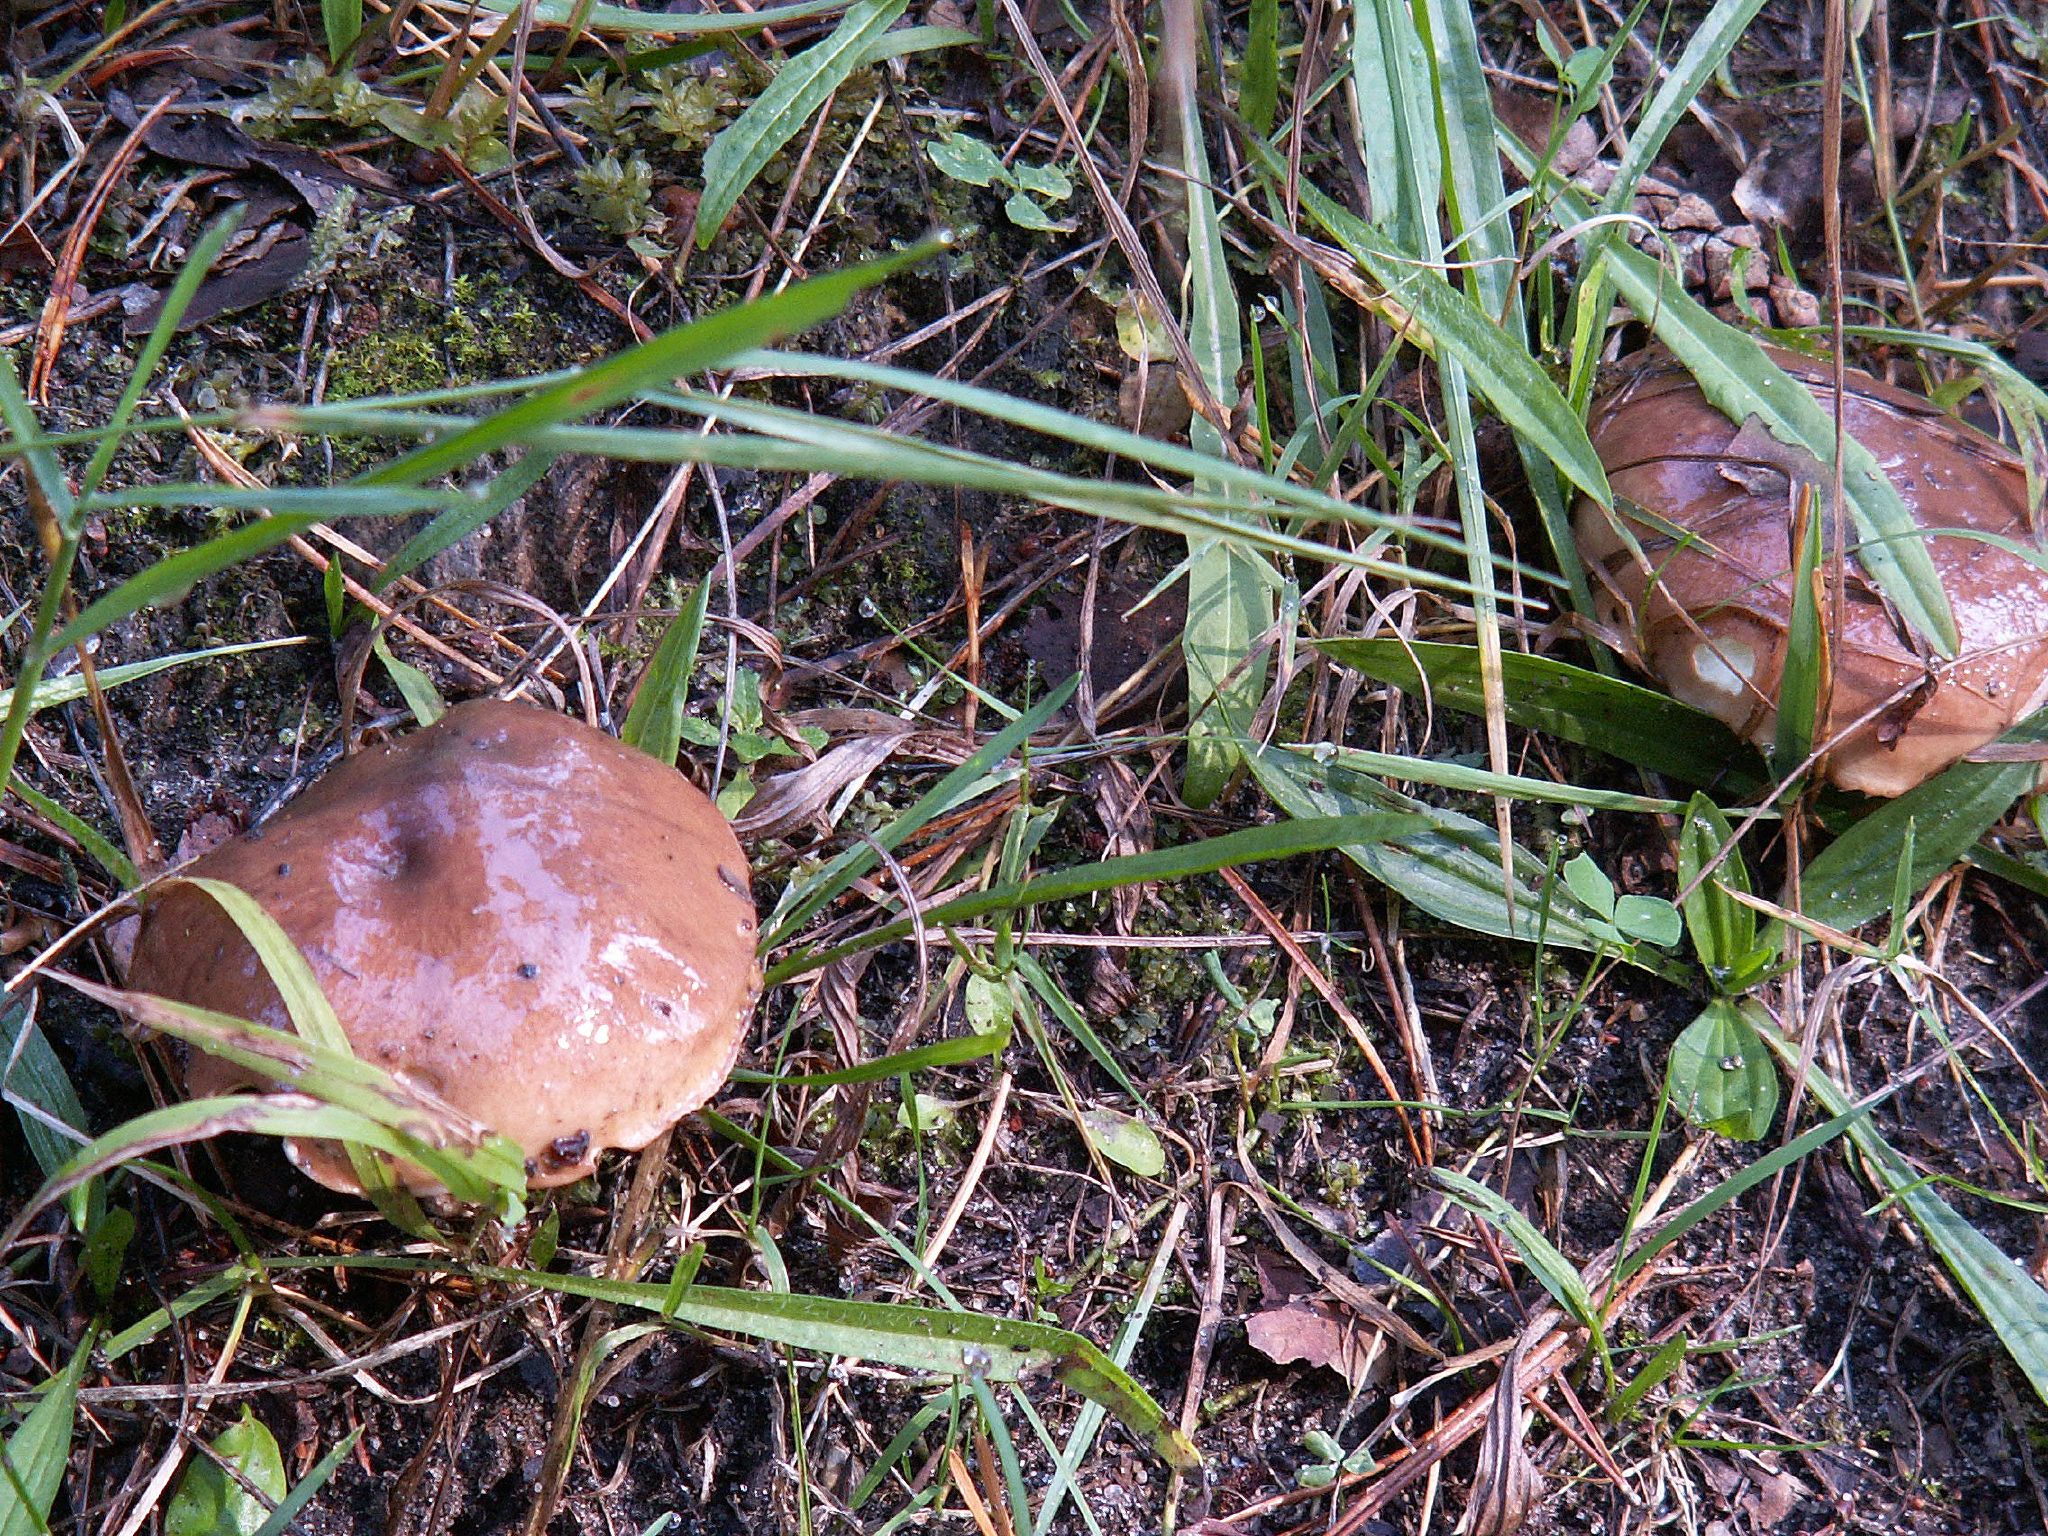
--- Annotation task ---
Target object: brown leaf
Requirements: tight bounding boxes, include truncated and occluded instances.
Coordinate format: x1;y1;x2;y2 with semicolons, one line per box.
1086;759;1153;932
1245;1298;1386;1395
1119;363;1194;439
731;727;912;840
1465;1343;1542;1536
1740;1465;1810;1529
124;224;311;335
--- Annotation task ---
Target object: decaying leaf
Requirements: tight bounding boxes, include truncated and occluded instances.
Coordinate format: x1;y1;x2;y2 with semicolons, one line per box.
1086;759;1154;932
1465;1342;1542;1536
1245;1298;1388;1396
732;726;912;840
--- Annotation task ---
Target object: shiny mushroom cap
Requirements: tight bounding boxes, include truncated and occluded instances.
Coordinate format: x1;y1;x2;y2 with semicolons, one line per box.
1574;347;2048;796
127;699;760;1192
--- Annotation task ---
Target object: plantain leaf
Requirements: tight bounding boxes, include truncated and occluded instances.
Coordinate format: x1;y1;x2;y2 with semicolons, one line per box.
695;0;909;246
166;1408;286;1536
1243;742;1676;966
0;1335;92;1536
1676;794;1771;990
1665;999;1779;1140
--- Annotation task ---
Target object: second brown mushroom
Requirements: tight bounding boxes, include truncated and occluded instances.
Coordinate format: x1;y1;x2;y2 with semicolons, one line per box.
126;699;761;1193
1575;347;2048;796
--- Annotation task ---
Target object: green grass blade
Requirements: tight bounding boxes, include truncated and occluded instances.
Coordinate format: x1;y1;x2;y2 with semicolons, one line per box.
1616;1092;1877;1286
0;995;96;1228
620;581;711;765
467;1265;1201;1468
371;451;559;592
251;1427;364;1536
767;813;1429;984
1597;241;1955;653
1436;1169;1610;1383
49;515;323;653
1315;639;1768;792
79;208;244;502
477;0;852;34
1350;0;1437;249
55;975;526;1205
2;638;305;719
1167;0;1269;809
1773;491;1825;768
1244;742;1647;961
0;333;78;538
1597;0;1770;221
8;1094;490;1250
365;240;937;485
323;0;362;57
1182;543;1276;807
730;351;1472;553
763;676;1075;948
730;1011;1006;1088
1416;0;1515;319
694;0;909;246
1014;954;1143;1101
1295;742;1685;814
5;778;138;888
1240;0;1279;136
1257;167;1610;509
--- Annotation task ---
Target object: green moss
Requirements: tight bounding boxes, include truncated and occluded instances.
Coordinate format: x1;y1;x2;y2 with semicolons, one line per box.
325;271;560;404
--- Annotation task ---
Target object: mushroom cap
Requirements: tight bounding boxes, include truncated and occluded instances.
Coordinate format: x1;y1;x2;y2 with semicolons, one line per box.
1574;348;2048;796
127;699;760;1192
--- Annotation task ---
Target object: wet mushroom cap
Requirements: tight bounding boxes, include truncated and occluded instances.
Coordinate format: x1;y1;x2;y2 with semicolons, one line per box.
1574;348;2048;796
127;698;760;1192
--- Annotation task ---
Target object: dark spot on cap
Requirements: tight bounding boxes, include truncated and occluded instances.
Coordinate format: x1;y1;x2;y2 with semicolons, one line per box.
545;1130;591;1167
517;962;540;980
652;998;673;1018
276;862;292;877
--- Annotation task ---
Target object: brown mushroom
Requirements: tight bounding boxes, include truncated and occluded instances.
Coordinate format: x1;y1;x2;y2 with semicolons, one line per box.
1575;347;2048;795
126;698;760;1192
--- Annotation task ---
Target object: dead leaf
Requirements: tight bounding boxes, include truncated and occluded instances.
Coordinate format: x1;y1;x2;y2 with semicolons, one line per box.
1119;363;1194;439
1086;758;1152;932
1245;1297;1387;1396
1740;1464;1809;1529
1465;1342;1541;1536
123;224;310;335
731;727;912;840
172;811;241;865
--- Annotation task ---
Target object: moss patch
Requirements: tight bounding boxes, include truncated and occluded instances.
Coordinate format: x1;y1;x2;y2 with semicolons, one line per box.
325;269;569;403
